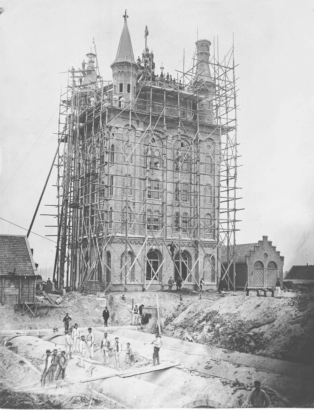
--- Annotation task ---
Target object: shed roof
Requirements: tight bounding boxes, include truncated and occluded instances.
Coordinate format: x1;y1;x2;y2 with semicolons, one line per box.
0;235;36;276
285;265;314;280
221;244;257;264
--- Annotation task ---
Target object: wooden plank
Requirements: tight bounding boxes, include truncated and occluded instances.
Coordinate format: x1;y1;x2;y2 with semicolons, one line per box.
118;362;180;378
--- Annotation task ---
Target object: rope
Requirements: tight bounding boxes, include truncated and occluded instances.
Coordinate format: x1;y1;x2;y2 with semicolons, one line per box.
0;216;56;243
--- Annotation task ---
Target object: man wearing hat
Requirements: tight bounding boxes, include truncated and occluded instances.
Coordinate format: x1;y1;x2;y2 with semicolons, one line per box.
55;351;67;380
46;349;59;384
86;327;95;359
113;336;121;369
41;349;51;386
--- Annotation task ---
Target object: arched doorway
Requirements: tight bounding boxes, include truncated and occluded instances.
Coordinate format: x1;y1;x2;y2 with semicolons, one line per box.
267;261;278;286
146;250;162;281
174;251;191;282
252;261;264;286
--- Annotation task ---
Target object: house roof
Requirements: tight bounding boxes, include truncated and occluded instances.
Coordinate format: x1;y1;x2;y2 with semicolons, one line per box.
221;243;257;264
285;265;314;280
111;19;136;65
0;235;36;276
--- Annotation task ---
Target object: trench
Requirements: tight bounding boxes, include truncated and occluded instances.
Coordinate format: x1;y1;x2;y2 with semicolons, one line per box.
1;328;313;408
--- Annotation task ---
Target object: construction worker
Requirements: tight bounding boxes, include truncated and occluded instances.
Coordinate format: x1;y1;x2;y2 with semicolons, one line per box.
151;333;162;366
45;349;59;384
63;313;72;333
138;304;144;325
168;277;174;290
65;330;73;360
72;323;80;353
79;335;87;368
132;304;139;325
245;381;270;408
125;342;133;367
86;327;95;359
41;350;51;386
200;277;205;292
55;351;67;380
101;332;110;365
176;277;182;291
113;336;121;369
103;307;110;327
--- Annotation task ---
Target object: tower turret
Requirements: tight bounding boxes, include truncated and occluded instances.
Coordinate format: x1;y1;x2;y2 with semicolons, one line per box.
193;39;215;123
111;10;138;107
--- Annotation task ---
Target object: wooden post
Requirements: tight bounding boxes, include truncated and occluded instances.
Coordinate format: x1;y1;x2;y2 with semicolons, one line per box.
19;277;21;304
28;277;31;302
156;294;161;335
1;277;4;305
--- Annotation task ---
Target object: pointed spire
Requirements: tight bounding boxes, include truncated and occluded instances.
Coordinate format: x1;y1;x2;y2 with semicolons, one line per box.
111;11;136;66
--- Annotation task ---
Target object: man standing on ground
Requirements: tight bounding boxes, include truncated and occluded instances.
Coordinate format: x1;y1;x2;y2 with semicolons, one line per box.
151;333;162;366
246;381;270;408
103;307;110;327
168;277;174;291
46;349;59;384
79;335;87;368
132;304;139;325
176;277;182;291
200;277;205;292
65;330;73;360
125;342;133;368
41;350;51;386
63;313;72;333
86;327;95;359
275;278;281;297
72;323;80;353
55;351;67;380
101;332;110;365
114;336;121;369
138;304;144;326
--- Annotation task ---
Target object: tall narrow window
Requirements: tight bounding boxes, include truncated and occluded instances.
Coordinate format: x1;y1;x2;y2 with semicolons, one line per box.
114;85;117;94
119;83;123;93
108;207;113;230
148;179;160;199
124;174;133;197
127;83;131;93
110;144;115;163
205;155;213;174
174;212;180;231
109;175;114;196
204;213;213;237
175;182;180;201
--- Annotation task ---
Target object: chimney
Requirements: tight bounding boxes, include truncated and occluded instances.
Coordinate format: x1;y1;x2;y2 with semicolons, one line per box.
262;236;268;241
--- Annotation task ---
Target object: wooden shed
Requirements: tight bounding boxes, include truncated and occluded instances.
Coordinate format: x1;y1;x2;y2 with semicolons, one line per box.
0;235;37;306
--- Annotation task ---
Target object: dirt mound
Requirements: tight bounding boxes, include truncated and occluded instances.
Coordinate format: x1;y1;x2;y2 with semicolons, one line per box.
163;292;314;365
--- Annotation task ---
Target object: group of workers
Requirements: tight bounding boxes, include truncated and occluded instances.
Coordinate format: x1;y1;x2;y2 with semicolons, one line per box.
131;304;144;325
41;348;67;386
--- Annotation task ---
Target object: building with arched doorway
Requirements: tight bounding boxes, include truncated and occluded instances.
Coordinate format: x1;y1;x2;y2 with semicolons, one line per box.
221;236;284;290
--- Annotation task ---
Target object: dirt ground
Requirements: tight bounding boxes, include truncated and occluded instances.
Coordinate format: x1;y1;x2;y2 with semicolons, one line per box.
1;288;313;367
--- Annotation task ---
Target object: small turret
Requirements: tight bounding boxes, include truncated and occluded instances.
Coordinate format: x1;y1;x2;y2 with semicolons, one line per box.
111;10;138;107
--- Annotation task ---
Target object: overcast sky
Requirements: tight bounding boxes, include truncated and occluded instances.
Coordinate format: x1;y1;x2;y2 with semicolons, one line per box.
0;0;313;273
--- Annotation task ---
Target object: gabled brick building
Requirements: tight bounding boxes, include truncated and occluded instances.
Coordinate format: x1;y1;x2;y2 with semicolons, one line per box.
221;236;284;289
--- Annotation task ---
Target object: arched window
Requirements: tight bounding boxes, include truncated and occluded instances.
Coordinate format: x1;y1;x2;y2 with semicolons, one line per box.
146;135;162;169
204;213;213;237
254;261;264;269
148;179;161;199
121;251;135;283
267;261;277;269
205;155;213;174
174;251;191;281
174;139;191;172
110;144;115;163
205;184;213;205
146;250;162;281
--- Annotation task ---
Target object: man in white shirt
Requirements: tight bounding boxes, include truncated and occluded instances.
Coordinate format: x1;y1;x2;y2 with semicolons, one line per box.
72;324;80;353
65;330;73;360
79;335;86;368
113;336;121;369
86;327;95;359
132;304;139;326
151;333;162;366
101;332;110;365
